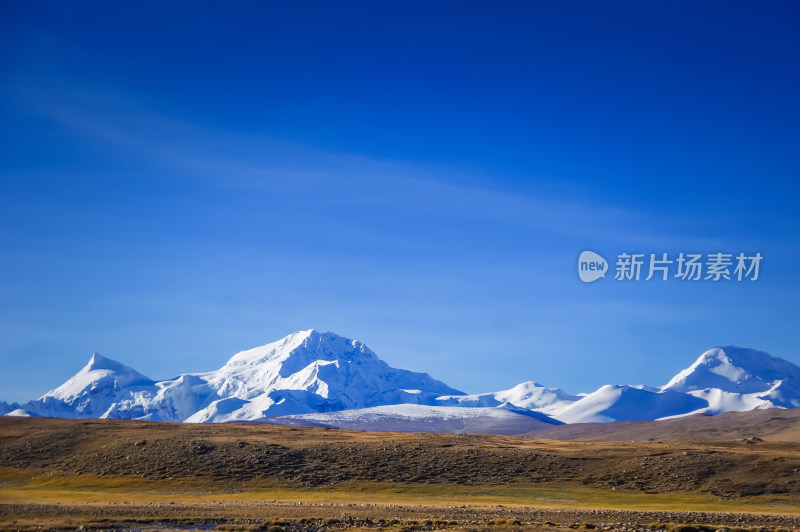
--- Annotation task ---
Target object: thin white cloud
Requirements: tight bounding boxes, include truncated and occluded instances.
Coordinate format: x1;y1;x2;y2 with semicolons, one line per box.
6;76;739;251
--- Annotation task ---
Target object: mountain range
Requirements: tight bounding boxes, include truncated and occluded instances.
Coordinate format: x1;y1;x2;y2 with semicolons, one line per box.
2;329;798;433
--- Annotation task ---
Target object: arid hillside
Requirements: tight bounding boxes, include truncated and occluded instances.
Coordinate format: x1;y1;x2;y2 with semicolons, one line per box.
2;416;800;498
521;408;800;442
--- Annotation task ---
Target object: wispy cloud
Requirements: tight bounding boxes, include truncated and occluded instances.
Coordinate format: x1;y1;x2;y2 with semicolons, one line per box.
6;75;738;252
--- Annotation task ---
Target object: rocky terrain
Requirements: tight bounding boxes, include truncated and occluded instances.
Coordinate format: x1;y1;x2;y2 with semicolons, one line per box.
4;500;800;532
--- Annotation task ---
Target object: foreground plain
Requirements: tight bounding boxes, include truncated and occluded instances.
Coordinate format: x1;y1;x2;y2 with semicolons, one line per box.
1;417;800;531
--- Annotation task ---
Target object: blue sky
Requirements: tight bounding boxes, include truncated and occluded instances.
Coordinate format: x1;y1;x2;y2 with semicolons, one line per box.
1;1;799;402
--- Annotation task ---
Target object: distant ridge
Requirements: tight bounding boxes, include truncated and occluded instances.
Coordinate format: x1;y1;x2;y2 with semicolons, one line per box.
3;336;798;432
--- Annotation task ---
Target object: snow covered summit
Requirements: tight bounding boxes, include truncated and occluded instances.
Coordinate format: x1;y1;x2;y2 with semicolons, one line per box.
434;380;578;415
660;346;800;412
3;337;798;428
538;346;800;423
44;352;154;402
10;330;463;423
184;329;463;422
662;346;800;396
30;352;156;419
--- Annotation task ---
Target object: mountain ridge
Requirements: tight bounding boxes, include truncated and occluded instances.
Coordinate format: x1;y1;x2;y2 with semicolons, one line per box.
8;329;466;423
3;334;798;430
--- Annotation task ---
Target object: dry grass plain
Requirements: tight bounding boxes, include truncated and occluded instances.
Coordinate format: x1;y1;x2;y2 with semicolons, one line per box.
1;417;800;531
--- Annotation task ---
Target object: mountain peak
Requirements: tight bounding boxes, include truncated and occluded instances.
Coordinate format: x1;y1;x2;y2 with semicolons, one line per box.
82;352;152;381
662;346;800;394
38;351;153;406
224;330;384;382
86;352;118;371
225;329;348;367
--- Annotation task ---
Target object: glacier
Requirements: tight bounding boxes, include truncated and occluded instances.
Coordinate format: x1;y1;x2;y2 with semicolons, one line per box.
257;403;562;435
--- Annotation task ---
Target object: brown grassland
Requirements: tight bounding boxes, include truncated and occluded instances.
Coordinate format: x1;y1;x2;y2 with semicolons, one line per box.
1;417;799;531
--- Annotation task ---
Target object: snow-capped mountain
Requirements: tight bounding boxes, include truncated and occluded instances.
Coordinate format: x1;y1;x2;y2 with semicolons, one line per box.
36;353;157;419
4;337;799;429
541;346;800;423
433;381;578;416
183;330;462;422
661;346;800;411
11;330;462;423
551;385;708;424
0;401;16;416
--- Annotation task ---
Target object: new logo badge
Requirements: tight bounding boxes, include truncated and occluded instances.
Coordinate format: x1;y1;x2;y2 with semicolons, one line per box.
578;250;608;283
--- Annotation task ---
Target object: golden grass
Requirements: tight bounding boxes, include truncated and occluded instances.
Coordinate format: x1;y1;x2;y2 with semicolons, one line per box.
2;467;800;516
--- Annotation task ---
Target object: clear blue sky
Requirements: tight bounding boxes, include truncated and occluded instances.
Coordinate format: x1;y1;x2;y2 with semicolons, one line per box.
1;1;799;403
